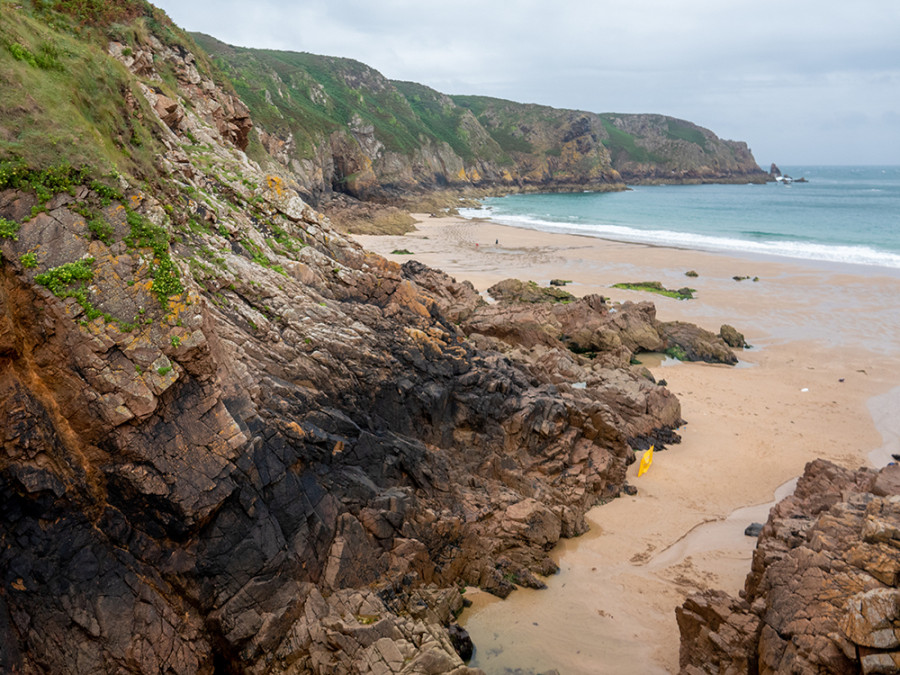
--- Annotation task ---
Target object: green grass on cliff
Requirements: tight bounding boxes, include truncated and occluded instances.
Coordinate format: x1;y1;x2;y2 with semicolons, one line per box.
197;34;510;167
665;119;708;149
197;34;433;159
599;116;660;164
0;3;161;178
392;81;477;162
0;1;218;184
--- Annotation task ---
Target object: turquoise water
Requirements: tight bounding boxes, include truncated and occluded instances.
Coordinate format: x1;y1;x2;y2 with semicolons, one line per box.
461;166;900;269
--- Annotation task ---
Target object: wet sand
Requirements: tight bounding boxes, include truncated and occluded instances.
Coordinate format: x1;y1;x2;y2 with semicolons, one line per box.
354;215;900;674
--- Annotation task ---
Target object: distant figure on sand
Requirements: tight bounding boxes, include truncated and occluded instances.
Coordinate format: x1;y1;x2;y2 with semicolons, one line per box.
495;239;498;245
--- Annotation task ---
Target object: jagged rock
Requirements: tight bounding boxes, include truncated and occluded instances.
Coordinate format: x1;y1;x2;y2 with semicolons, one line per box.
678;460;900;674
676;590;760;675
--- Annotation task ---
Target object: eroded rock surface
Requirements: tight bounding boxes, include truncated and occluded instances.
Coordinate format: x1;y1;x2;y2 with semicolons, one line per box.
678;460;900;674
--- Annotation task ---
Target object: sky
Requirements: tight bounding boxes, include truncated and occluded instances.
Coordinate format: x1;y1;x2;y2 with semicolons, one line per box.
152;0;900;166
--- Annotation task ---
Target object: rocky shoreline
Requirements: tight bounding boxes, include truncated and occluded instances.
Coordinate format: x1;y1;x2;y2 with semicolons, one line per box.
0;167;740;671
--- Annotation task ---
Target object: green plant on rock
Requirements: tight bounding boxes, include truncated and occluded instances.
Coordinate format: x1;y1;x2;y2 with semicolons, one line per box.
612;281;695;301
19;252;38;268
89;180;122;206
0;217;20;240
34;258;93;295
88;216;114;243
124;209;183;307
34;258;100;319
0;163;90;204
666;344;688;361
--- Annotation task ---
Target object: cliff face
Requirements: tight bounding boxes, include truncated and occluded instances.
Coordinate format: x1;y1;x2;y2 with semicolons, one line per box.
454;98;767;186
0;3;742;673
598;113;765;184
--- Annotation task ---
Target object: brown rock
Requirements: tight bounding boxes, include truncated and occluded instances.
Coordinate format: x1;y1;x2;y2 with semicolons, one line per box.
719;324;748;349
678;460;900;675
841;588;900;649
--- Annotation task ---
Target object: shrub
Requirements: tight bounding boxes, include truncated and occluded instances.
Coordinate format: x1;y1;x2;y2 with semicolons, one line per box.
8;43;38;67
19;252;38;268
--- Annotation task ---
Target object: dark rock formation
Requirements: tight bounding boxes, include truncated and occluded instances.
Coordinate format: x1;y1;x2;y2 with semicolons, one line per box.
678;460;900;674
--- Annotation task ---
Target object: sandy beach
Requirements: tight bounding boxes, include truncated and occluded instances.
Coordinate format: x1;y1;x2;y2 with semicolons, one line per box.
354;215;900;674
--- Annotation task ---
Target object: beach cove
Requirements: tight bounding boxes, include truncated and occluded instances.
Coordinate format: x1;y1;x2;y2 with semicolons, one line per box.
354;214;900;674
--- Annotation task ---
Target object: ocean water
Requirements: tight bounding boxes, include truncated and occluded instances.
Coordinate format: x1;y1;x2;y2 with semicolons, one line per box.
461;166;900;269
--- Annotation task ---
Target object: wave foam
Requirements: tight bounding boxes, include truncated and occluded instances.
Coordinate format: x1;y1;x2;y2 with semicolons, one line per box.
460;208;900;269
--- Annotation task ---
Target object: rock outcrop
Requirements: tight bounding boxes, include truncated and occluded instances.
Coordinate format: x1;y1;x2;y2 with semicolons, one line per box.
677;460;900;674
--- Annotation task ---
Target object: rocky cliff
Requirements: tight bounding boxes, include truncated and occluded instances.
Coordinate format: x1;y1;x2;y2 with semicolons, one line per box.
192;35;766;207
677;460;900;674
0;3;745;673
454;99;767;186
192;34;625;205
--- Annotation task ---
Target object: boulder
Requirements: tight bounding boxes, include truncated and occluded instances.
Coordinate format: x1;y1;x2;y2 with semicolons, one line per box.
658;321;738;364
719;324;748;349
487;278;575;304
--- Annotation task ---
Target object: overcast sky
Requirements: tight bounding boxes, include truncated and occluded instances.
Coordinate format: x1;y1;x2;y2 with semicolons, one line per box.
153;0;899;166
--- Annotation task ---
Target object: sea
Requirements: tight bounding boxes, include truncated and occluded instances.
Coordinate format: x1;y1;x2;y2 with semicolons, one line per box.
460;166;900;270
